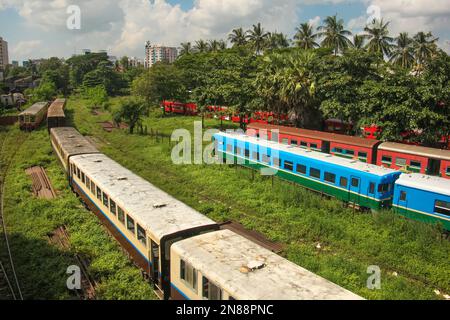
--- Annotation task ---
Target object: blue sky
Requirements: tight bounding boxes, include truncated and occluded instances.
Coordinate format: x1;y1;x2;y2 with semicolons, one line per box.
0;0;449;63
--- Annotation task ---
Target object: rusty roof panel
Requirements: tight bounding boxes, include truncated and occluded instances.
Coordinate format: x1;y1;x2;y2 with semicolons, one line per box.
379;142;450;161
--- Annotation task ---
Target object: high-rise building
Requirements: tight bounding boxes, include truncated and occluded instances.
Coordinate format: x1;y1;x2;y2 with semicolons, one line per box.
0;37;9;70
145;41;178;68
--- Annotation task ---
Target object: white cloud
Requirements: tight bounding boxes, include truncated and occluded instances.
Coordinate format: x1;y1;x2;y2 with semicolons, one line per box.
11;40;42;58
308;16;321;28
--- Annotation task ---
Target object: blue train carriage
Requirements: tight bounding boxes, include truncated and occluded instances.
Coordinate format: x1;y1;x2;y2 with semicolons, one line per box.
68;153;219;300
214;132;402;210
393;173;450;231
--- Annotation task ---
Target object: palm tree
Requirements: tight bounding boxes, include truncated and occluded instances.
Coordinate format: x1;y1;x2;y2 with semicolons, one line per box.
294;22;319;49
228;28;247;47
194;40;208;53
208;39;220;52
316;15;352;55
267;32;290;50
246;22;270;54
413;31;438;68
179;42;193;56
389;32;415;68
351;34;366;50
218;39;227;50
364;19;393;57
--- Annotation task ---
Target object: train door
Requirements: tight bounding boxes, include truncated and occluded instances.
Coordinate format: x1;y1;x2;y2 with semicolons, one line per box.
150;239;162;290
396;189;408;214
321;141;331;154
426;159;441;176
349;176;361;205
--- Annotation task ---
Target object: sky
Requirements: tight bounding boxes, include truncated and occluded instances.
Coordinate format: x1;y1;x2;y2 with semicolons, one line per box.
0;0;449;63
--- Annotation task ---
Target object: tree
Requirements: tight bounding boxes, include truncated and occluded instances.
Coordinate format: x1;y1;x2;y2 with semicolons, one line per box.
83;85;108;110
267;32;290;50
120;56;130;70
228;28;247;47
25;81;57;103
364;19;393;57
194;40;208;53
294;22;319;49
413;31;438;72
317;15;352;55
351;34;366;50
113;98;147;134
246;22;270;54
179;42;193;56
389;32;415;69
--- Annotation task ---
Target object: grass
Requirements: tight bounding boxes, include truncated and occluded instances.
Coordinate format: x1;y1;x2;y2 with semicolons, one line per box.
67;95;450;300
0;124;156;300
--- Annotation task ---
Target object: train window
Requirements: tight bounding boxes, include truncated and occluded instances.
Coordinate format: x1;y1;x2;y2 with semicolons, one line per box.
273;157;280;167
85;177;90;188
236;147;242;155
310;143;318;150
110;200;117;215
202;276;222;300
96;187;102;201
126;215;135;234
369;183;375;194
378;184;389;193
410;161;421;169
180;260;197;291
447;167;450;176
252;151;259;161
226;144;233;153
300;142;307;148
81;172;85;184
77;168;81;179
102;193;109;207
284;161;293;171
340;177;348;188
72;165;76;175
296;164;307;174
358;152;368;161
434;200;450;217
262;154;270;163
351;178;359;188
118;207;125;224
245;149;250;158
282;138;289;145
400;191;407;201
324;172;336;184
333;148;343;154
291;139;298;145
310;168;321;179
137;224;147;246
396;158;407;167
381;156;392;164
90;181;95;195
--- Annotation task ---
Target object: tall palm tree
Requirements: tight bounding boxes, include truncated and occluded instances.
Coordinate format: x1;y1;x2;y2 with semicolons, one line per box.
413;31;438;68
208;39;220;52
389;32;415;68
351;34;366;50
228;28;247;47
267;32;290;50
194;40;208;53
316;15;352;55
246;22;270;54
179;42;193;56
218;39;227;50
294;22;319;49
364;19;393;57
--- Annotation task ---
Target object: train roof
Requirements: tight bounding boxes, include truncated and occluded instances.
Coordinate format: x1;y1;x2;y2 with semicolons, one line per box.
247;123;380;148
379;142;450;161
217;132;400;178
50;127;99;157
19;102;48;116
47;98;66;117
70;153;217;242
395;173;450;196
172;230;363;300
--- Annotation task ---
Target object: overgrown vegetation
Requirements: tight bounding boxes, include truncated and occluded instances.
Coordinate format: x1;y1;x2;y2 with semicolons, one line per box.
69;96;450;300
0;125;156;300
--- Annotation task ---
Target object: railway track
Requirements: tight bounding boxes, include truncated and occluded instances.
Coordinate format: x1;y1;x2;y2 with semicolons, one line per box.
0;130;28;300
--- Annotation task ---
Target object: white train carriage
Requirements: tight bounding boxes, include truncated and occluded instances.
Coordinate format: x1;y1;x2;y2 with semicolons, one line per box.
170;229;363;300
68;153;219;299
50;127;99;172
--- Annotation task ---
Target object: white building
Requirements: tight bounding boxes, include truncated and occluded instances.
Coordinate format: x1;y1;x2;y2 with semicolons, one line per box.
0;37;9;70
145;41;178;68
128;56;143;68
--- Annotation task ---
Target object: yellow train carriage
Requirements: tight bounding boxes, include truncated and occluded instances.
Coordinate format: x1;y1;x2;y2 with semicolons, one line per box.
18;101;49;131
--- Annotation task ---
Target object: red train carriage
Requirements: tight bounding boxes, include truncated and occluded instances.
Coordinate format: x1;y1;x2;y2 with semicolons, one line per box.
377;142;450;179
246;123;381;164
47;98;67;131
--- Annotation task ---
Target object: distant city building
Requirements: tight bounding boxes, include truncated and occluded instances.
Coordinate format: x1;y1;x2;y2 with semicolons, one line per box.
128;56;143;68
82;49;92;55
0;37;9;70
22;60;30;68
144;41;178;68
12;60;19;67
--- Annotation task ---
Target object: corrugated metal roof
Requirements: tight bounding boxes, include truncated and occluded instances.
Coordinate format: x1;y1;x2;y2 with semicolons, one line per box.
379;142;450;161
395;173;450;196
218;132;400;177
247;123;380;148
19;102;48;116
47;98;66;117
51;127;99;158
172;230;363;300
71;153;217;241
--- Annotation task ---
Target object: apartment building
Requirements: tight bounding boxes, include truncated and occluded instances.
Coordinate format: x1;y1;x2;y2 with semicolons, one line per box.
144;41;178;68
0;37;9;70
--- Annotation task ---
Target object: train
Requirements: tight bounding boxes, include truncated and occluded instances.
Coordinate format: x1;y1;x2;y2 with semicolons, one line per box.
246;123;450;180
47;98;67;131
214;131;450;230
47;102;362;300
18;101;49;131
